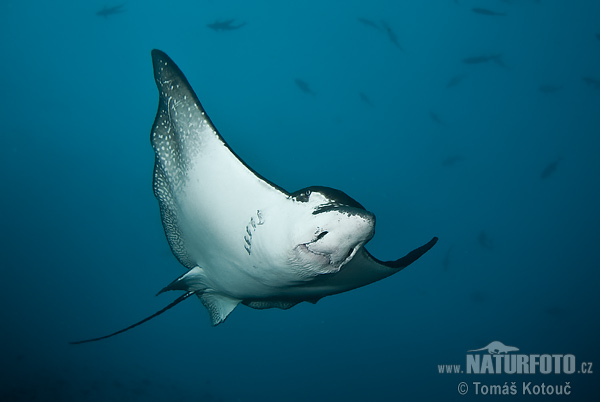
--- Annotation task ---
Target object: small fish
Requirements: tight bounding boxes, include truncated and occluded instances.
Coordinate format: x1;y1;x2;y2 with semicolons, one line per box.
96;4;125;18
544;306;564;317
472;8;507;16
359;92;372;105
538;84;562;94
501;0;539;3
582;76;600;89
442;246;453;271
380;20;403;51
540;158;561;179
357;17;381;30
469;291;486;303
429;110;445;126
441;155;464;167
294;79;316;96
477;230;493;250
207;19;246;31
463;54;507;69
446;74;466;88
462;55;495;64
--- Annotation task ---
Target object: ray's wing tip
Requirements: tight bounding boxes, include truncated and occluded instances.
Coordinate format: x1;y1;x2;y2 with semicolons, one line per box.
150;50;198;105
151;49;170;65
150;49;183;85
372;235;439;269
416;236;439;256
151;49;167;84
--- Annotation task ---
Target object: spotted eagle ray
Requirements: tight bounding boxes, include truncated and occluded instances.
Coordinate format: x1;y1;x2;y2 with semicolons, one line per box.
71;50;437;344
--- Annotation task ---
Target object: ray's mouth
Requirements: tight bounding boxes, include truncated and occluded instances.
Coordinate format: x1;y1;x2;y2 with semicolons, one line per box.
299;242;359;268
341;245;360;265
298;243;330;263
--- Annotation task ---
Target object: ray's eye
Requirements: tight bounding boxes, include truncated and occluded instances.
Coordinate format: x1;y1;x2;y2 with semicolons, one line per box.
316;231;328;240
293;189;312;202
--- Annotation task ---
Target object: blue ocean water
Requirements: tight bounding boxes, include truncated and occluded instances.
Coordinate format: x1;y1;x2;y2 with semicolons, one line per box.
1;0;599;400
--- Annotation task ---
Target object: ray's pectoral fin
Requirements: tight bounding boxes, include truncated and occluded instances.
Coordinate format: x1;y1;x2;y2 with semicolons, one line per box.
310;237;438;294
357;236;439;283
372;236;439;269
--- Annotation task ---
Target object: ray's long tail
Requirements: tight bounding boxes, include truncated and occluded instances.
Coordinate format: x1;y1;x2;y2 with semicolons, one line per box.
70;291;194;344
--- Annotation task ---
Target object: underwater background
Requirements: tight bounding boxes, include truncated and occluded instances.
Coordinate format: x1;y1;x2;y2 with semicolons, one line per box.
1;0;599;400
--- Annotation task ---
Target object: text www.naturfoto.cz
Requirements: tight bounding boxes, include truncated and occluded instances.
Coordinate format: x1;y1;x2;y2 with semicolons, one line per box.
438;365;461;374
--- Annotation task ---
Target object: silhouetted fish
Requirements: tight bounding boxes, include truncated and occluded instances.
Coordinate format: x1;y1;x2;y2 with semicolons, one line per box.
441;155;464;167
538;84;562;94
446;74;466;88
96;4;124;18
357;17;381;30
359;92;372;105
469;291;486;303
463;56;490;64
544;306;565;317
501;0;540;3
207;19;246;31
472;8;506;16
478;231;493;250
442;246;452;271
540;158;561;179
294;79;316;96
582;76;600;89
380;20;403;51
429;110;445;126
463;54;507;69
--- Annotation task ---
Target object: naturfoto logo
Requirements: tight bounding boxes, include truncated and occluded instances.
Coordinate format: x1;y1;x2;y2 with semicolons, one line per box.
466;341;575;374
438;340;593;396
